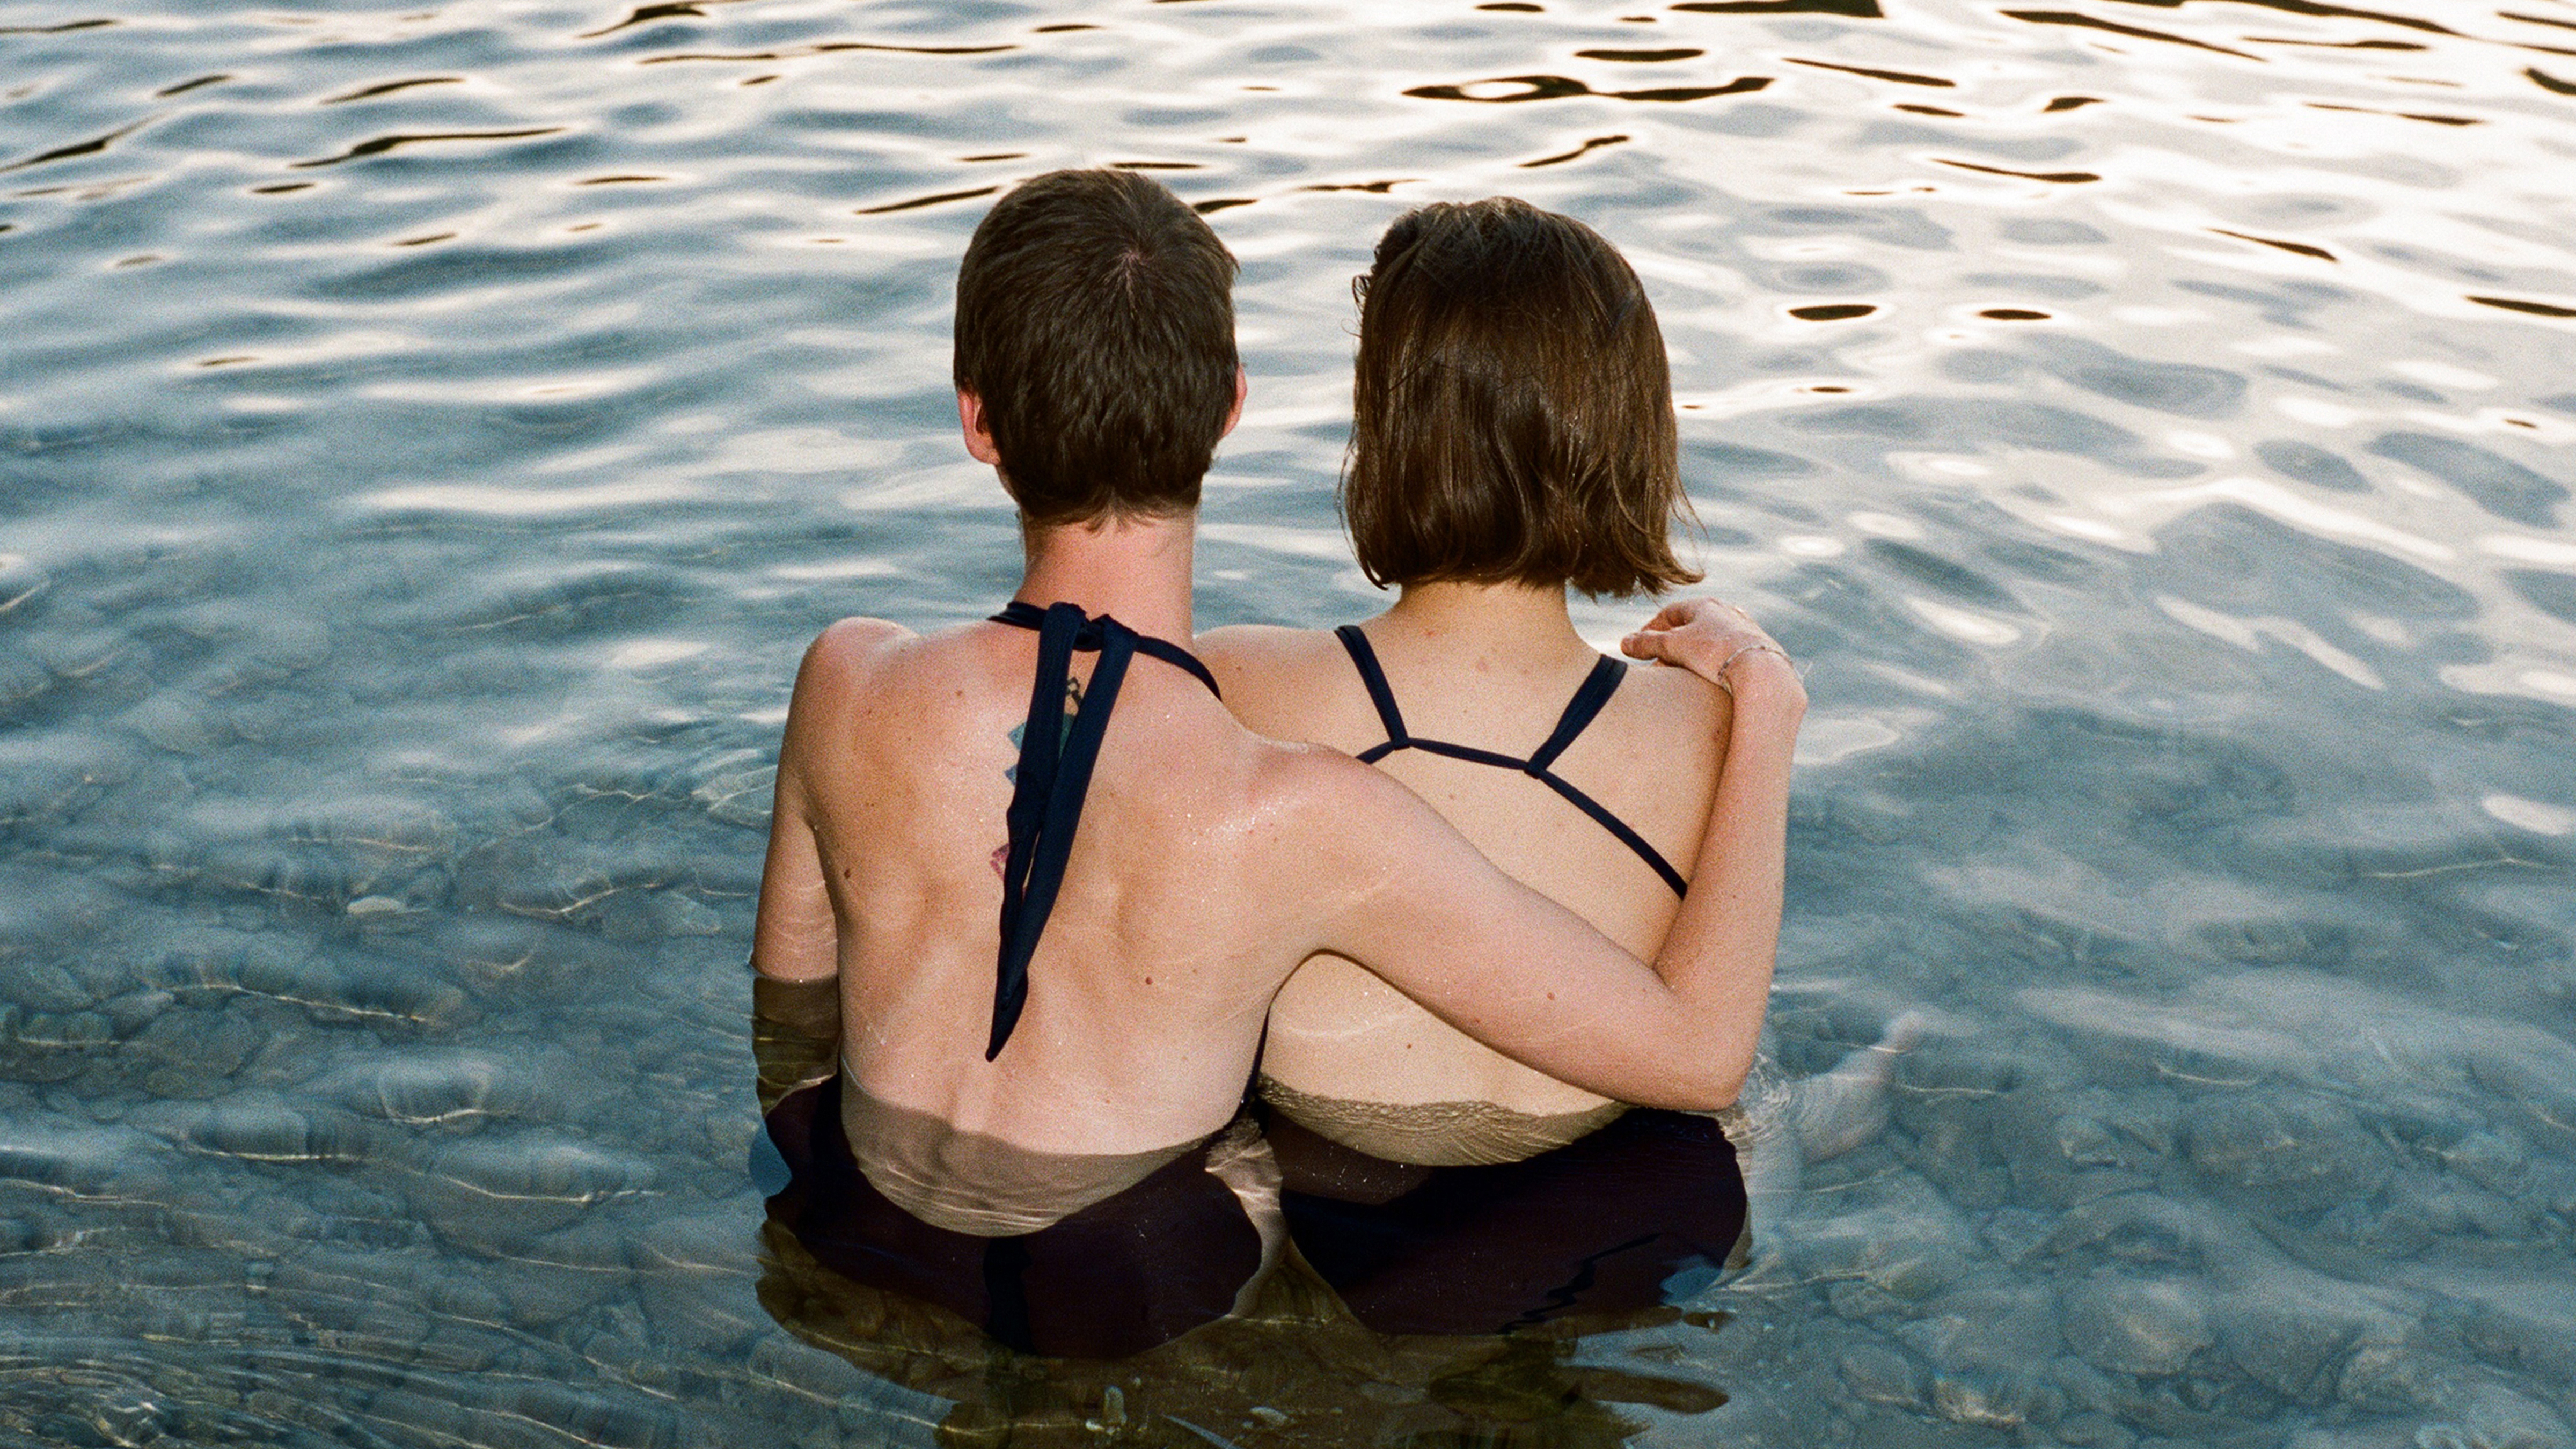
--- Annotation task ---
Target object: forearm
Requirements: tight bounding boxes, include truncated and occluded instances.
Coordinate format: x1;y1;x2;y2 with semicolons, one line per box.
1650;661;1801;1102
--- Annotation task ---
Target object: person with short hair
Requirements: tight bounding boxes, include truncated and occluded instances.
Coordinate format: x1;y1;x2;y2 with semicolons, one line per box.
1197;197;1801;1331
753;172;1796;1355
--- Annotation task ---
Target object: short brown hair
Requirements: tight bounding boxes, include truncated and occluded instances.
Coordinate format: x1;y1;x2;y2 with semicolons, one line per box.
1343;197;1697;597
953;170;1240;528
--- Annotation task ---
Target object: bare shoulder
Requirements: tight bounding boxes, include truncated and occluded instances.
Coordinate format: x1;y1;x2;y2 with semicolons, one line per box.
1233;731;1435;876
800;616;913;683
782;616;922;750
1194;624;1347;736
1615;652;1732;740
1195;623;1340;688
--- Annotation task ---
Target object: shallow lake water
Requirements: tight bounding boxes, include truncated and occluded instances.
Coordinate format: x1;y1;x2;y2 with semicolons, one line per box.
4;0;2574;1444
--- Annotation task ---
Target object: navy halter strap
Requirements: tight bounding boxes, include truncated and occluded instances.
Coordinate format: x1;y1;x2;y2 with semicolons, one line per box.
984;601;1219;1060
1333;625;1690;899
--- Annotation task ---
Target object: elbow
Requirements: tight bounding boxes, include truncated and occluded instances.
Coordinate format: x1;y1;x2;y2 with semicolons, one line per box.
1664;1049;1753;1114
1678;1074;1744;1115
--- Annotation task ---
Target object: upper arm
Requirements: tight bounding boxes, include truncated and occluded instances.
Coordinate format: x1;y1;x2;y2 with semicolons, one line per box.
751;618;906;983
1276;753;1729;1110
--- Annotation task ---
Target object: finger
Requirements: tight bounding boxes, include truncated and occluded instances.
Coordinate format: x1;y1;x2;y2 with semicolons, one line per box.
1640;597;1724;634
1620;628;1682;663
1635;601;1692;634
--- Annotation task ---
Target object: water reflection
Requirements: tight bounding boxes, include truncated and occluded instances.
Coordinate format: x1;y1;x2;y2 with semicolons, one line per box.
3;0;2573;1438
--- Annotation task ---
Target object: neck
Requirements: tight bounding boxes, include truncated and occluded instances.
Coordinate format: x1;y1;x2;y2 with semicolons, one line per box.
1380;580;1592;664
1016;510;1198;640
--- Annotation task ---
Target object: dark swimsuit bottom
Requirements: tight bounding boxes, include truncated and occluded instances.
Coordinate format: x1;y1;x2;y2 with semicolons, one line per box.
763;1077;1263;1360
1267;1106;1746;1337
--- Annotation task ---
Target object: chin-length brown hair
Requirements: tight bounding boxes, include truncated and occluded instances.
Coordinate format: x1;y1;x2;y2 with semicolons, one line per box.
1343;197;1697;597
954;169;1240;528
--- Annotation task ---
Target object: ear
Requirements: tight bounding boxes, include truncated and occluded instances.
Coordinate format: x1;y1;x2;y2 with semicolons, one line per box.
957;388;1001;466
1219;366;1247;440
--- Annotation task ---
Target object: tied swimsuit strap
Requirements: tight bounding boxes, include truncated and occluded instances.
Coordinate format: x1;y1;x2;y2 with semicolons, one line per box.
1333;625;1689;898
986;601;1220;1060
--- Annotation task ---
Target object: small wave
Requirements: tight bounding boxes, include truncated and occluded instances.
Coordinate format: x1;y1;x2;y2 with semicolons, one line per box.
290;128;564;169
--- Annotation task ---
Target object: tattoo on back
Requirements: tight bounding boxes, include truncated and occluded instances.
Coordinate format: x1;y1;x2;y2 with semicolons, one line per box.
1002;674;1084;783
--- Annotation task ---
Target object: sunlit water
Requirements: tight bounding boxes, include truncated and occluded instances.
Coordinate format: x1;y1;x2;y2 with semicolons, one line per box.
4;0;2574;1443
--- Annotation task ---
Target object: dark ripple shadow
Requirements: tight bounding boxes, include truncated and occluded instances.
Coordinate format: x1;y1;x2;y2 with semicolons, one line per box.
855;184;999;214
1788;57;1955;86
1406;74;1773;103
2307;101;2479;127
290;128;566;169
636;40;1019;64
2251;34;2427;48
1576;47;1707;61
1674;0;1884;13
1521;133;1629;166
322;77;464;104
1934;157;2102;184
2469;293;2576;317
0;119;151;175
2209;228;2334;261
583;0;730;38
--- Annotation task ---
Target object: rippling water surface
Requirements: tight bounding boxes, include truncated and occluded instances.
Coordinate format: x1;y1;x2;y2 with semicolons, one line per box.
4;0;2574;1443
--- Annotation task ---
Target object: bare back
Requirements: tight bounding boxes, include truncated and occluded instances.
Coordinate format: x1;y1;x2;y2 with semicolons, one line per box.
765;617;1312;1160
1201;608;1729;1147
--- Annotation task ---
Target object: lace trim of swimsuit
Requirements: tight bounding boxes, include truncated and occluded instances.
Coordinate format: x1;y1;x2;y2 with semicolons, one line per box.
984;600;1219;1059
1333;625;1687;896
1258;1074;1629;1168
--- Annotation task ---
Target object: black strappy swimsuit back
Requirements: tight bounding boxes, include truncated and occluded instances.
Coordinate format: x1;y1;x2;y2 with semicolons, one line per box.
985;601;1220;1059
1333;624;1688;898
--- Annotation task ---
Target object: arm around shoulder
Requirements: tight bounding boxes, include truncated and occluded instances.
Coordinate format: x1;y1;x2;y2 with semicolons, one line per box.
1278;747;1752;1112
1619;597;1809;1106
